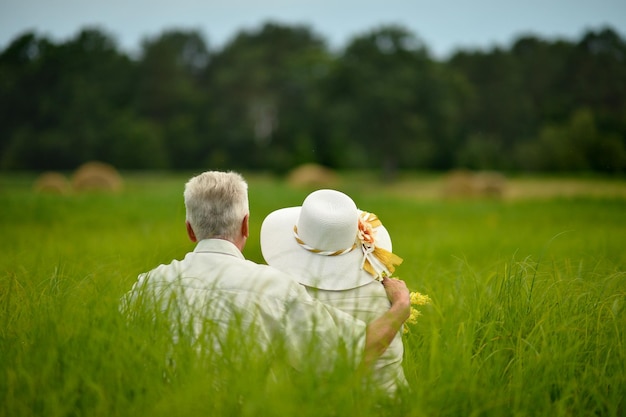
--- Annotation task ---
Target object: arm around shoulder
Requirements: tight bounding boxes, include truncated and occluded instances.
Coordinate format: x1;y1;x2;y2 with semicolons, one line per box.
361;277;410;370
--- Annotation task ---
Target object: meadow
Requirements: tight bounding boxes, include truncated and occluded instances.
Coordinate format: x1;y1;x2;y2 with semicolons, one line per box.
1;172;625;417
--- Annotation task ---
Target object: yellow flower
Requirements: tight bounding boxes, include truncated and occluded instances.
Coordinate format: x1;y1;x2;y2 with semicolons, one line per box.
410;291;431;306
403;290;431;334
403;308;421;333
406;307;421;325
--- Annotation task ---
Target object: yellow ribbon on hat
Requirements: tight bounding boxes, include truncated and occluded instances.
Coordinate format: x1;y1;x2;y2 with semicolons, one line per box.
358;212;403;280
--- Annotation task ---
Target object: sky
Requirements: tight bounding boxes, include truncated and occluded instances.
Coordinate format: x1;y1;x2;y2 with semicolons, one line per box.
1;0;624;59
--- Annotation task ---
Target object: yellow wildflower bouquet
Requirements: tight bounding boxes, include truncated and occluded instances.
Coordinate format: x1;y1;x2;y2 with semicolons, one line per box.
404;287;431;333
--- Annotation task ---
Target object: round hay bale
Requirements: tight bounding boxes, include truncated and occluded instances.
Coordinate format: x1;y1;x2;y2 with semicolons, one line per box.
442;169;475;198
286;164;338;188
442;169;506;199
72;161;123;193
33;172;71;194
474;171;507;198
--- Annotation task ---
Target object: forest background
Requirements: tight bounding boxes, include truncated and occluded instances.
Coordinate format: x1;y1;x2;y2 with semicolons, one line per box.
0;22;625;177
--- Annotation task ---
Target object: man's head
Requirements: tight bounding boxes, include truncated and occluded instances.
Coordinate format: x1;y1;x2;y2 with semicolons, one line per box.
184;171;250;247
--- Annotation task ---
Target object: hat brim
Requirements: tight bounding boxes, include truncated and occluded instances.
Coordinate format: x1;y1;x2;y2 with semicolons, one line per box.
260;206;393;290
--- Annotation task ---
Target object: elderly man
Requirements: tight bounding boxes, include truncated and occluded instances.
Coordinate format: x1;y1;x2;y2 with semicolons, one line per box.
124;171;410;371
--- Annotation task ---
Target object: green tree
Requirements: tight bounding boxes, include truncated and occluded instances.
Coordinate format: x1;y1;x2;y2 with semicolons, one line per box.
135;29;211;169
452;27;626;173
323;25;463;178
102;112;170;169
448;47;532;169
455;132;504;170
0;32;54;168
1;24;624;174
510;35;573;126
516;108;626;173
566;28;626;137
0;28;135;170
57;28;137;166
206;22;332;172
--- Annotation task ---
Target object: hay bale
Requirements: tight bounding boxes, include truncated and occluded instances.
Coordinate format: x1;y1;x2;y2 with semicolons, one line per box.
442;170;506;199
442;169;475;198
286;164;338;188
473;171;507;198
33;172;71;194
72;161;123;193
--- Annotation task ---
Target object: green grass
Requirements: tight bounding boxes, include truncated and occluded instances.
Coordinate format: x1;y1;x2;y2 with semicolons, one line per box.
1;172;625;416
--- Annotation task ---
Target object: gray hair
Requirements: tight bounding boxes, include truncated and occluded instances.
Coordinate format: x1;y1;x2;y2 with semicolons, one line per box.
183;171;249;241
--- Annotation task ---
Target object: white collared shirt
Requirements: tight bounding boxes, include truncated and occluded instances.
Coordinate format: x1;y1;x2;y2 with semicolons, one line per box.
124;239;366;371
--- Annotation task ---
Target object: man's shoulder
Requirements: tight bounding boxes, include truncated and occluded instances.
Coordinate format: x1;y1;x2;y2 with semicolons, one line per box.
240;261;306;293
137;253;305;296
141;257;186;281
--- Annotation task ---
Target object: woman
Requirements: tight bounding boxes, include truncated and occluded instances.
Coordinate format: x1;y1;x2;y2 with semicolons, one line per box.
260;189;407;394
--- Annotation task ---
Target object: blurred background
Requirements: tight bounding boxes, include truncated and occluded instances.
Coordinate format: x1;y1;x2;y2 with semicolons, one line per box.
1;0;625;178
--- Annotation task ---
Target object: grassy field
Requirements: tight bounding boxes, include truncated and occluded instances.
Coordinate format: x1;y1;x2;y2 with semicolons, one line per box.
1;172;625;416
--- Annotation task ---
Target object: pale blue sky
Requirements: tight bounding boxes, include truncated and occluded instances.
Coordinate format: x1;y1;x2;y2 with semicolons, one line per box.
1;0;624;58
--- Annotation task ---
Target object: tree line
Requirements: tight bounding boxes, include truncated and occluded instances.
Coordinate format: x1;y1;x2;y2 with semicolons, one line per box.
1;23;625;176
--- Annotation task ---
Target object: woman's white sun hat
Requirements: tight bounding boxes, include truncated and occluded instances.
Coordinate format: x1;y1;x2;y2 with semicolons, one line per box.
260;189;402;290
